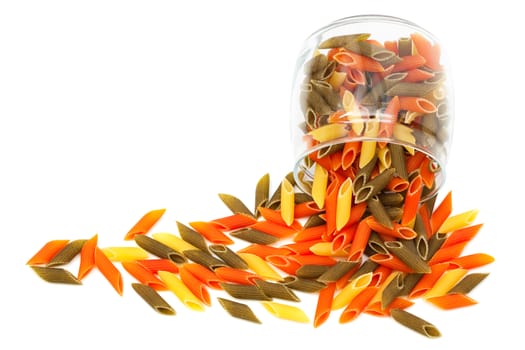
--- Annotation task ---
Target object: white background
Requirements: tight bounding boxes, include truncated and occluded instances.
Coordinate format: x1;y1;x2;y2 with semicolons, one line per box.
1;1;521;348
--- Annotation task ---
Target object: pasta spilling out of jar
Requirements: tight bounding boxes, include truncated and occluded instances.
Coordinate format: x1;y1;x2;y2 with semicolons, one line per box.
27;27;492;338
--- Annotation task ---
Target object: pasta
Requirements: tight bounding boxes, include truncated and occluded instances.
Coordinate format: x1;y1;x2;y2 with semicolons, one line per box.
217;297;261;324
47;239;86;267
134;234;186;264
218;193;255;218
336;177;353;230
26;239;70;265
332;272;373;310
214;266;262;285
261;301;310;323
183;249;228;270
209;244;249;269
95;247;124;295
30;266;82;285
280;178;295;226
220;282;271;301
151;232;199;254
390;308;441;338
122;261;167;291
158;270;206;311
189;221;235;245
314;282;336;328
175;222;209;252
182;263;223;290
179;265;212;306
237;252;284;282
136;258;179;274
131;283;175;315
254;279;300;302
254;173;270;217
100;246;149;262
124;208;166;241
312;164;328;209
77;234;98;280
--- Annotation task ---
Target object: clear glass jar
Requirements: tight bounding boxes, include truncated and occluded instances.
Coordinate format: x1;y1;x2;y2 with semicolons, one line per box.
290;15;453;202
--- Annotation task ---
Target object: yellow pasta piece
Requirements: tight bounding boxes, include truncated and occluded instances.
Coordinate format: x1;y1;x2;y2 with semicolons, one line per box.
328;70;347;90
151;232;198;252
377;146;391;172
308;123;348;142
342;90;356;112
311;165;328;209
332;272;373;310
309;242;347;257
158;270;206;312
437;209;479;234
237;253;283;282
423;268;468;299
393;123;416;155
280;178;295;226
359;120;379;168
261;301;310;323
368;270;398;306
336;177;353;231
100;246;149;262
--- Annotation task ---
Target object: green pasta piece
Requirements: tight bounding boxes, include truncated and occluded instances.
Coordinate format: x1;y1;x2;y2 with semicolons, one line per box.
318;33;370;49
367;232;389;255
385;82;437;97
281;276;326;293
305;86;334;116
426;232;447;261
381;272;406;309
304;54;328;77
353;155;378;193
303;214;326;229
177;221;209;253
131;283;176;315
389;143;408;180
46;239;87;267
229;228;280;245
134;234;186;264
218;193;255;218
378;192;404;207
317;261;359;283
448;273;489;295
209;244;249;270
367;195;394;229
267;172;295;209
254;280;300;302
220;283;272;301
398;37;412;57
390;309;441;338
183;249;227;270
254;173;270;217
399;273;424;297
413;213;429;260
383;72;408;90
316;143;343;159
386;206;404;222
354;167;395;204
350;259;378;282
295;264;330;279
311;79;341;110
385;241;431;273
31;266;82;285
360;81;386;107
346;40;400;64
217;297;261;324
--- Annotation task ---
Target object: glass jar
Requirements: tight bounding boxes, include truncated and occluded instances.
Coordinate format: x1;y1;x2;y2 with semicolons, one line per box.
290;14;453;202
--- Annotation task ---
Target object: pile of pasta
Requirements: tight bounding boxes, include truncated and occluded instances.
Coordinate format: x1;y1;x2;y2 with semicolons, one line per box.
27;171;493;338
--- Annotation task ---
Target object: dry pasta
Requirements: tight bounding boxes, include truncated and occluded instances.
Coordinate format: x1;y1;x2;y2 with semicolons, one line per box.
217;297;261;324
390;308;441;338
261;301;310;323
158;270;206;311
131;283;175;315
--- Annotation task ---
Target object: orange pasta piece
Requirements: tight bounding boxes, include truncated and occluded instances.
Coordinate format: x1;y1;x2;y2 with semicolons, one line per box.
448;253;495;269
331;224;357;253
429;241;469;265
430;191;453;236
210;213;257;231
182;263;223;290
189;221;234;245
441;224;483;248
122;261;167;291
347;219;372;262
78;234;98;280
391;54;426;72
402;68;435;82
339;286;379;323
293;201;324;218
237;244;291;259
410;32;442;70
369;253;414;273
95;247;123;295
124;208;166;240
136;258;179;274
26;239;70;265
249;220;298;239
405;151;426;174
341;142;360;171
426;293;477;310
266;255;302;275
258;207;303;230
283;240;324;255
409;262;449;298
214;266;262;285
398;96;437;114
370;265;393;287
334;50;385;72
401;174;423;226
365;297;414;317
419;156;435;189
385;176;410;192
179;265;211;306
314;282;336;328
383;40;398;54
324;177;341;240
365;216;417;240
293;224;327;243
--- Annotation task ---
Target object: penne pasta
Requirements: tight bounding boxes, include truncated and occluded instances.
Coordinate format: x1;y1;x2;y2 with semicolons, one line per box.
218;193;255;218
152;232;199;254
30;266;82;285
332;272;373;310
217;297;261;324
209;244;249;270
124;208;166;241
77;234;98;280
136;258;179;274
131;283;175;315
426;293;477;310
189;221;234;245
254;173;270;217
390;308;441;338
254;279;300;302
220;282;271;301
134;234;186;264
423;268;468;299
314;282;336;328
176;222;209;252
179;265;211;306
336;177;353;230
47;239;86;267
437;209;479;234
122;261;166;291
95;247;124;295
26;239;70;266
158;270;206;311
100;246;149;262
261;301;310;323
183;249;228;270
311;164;329;209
